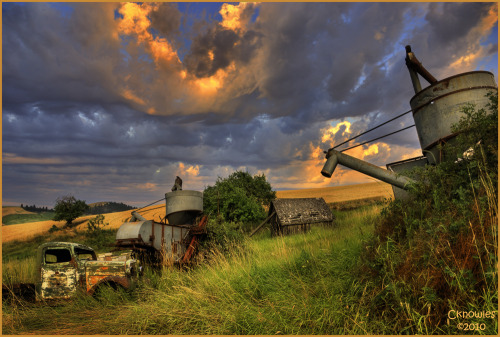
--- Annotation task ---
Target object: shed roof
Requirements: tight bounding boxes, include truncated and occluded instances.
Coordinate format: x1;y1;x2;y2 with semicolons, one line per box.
269;198;334;226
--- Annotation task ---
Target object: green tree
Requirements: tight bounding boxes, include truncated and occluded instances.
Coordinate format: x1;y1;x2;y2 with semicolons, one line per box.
53;195;89;226
203;171;276;222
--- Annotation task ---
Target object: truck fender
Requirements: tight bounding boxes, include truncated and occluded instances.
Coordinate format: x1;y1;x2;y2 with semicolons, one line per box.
88;276;131;296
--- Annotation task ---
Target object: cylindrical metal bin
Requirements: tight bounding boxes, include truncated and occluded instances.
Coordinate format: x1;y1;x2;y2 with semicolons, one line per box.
165;190;203;226
410;71;497;164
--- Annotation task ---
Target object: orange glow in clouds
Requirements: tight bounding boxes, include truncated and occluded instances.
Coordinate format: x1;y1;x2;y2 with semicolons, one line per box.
117;2;250;107
178;162;200;177
118;3;179;64
321;121;352;144
220;3;250;31
448;3;497;72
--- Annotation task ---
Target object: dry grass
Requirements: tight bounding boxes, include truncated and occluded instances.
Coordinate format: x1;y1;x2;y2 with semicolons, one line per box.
1;206;35;218
277;182;394;203
2;182;392;244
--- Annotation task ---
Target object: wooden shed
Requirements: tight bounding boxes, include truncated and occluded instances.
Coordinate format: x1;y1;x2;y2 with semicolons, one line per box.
263;198;335;236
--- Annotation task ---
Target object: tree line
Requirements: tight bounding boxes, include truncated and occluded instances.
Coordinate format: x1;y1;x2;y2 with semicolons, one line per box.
21;204;53;213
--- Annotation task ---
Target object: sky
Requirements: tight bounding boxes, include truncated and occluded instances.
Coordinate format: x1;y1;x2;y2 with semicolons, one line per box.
2;2;498;208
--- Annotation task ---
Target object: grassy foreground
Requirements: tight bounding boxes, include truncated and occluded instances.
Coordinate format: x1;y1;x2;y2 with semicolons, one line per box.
2;204;384;335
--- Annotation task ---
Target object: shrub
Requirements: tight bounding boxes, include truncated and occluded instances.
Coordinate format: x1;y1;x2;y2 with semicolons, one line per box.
48;224;60;233
360;92;498;333
85;214;113;249
203;171;276;223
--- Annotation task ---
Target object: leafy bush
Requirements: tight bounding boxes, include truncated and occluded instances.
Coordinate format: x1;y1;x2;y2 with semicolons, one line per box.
200;218;246;254
87;214;108;233
360;92;498;333
85;214;114;248
48;224;60;233
203;171;276;223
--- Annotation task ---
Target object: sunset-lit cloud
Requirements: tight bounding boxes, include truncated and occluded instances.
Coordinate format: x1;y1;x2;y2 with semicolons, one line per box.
2;153;66;165
220;2;254;32
321;121;352;144
178;162;200;177
118;2;179;64
2;2;497;207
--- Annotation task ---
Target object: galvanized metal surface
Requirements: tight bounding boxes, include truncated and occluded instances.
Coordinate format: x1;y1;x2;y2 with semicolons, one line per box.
386;156;428;200
165;190;203;226
410;71;497;164
322;149;416;190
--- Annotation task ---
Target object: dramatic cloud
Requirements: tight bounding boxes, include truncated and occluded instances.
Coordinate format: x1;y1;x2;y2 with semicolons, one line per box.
2;2;497;207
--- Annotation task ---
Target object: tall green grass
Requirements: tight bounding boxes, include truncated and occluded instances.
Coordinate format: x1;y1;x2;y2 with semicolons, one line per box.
2;204;385;335
2;257;37;285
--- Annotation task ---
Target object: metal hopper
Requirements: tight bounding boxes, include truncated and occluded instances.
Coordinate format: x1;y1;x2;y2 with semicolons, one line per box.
115;187;205;266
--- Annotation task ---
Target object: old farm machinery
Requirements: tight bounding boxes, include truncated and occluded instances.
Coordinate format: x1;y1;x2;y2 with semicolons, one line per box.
115;182;208;267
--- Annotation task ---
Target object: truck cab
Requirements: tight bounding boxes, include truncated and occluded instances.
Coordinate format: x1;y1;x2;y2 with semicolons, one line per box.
35;242;139;301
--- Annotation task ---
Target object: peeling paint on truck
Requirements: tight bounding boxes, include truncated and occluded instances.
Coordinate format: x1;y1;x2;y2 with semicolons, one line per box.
35;242;139;301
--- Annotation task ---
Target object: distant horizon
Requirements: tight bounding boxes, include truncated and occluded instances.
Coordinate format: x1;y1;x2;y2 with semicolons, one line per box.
2;181;391;209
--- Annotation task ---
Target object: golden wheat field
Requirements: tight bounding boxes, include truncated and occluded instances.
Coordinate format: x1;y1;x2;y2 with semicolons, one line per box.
277;182;393;203
2;182;393;243
1;206;36;217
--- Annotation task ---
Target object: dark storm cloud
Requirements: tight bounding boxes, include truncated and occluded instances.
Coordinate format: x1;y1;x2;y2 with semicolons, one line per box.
183;23;262;78
2;2;497;206
253;3;411;115
150;2;182;38
404;2;497;76
425;2;490;45
3;3;124;107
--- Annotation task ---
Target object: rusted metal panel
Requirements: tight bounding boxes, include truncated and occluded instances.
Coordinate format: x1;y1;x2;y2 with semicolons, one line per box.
116;220;194;262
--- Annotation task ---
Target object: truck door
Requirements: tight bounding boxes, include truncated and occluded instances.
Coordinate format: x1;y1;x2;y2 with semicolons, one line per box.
40;247;77;299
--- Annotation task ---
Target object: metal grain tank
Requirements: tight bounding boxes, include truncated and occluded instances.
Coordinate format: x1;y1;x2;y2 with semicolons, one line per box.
410;71;497;164
321;46;497;200
115;190;204;265
165;190;203;226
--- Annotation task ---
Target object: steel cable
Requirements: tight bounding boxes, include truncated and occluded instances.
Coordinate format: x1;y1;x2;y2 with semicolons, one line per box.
332;109;413;150
338;124;416;152
134;197;166;212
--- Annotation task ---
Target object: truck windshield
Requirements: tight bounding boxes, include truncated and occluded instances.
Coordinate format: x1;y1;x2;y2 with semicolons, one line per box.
45;248;72;264
74;247;97;261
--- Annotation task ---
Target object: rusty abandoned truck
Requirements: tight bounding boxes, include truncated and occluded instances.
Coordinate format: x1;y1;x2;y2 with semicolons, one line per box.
3;242;140;301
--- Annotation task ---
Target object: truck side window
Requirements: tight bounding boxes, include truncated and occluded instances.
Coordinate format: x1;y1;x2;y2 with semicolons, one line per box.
74;247;97;261
44;248;72;264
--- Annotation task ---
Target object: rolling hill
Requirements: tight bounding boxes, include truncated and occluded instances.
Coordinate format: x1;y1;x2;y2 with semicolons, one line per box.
2;182;393;243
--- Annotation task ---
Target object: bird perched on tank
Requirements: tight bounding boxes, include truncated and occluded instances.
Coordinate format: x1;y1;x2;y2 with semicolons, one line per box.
172;176;183;191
